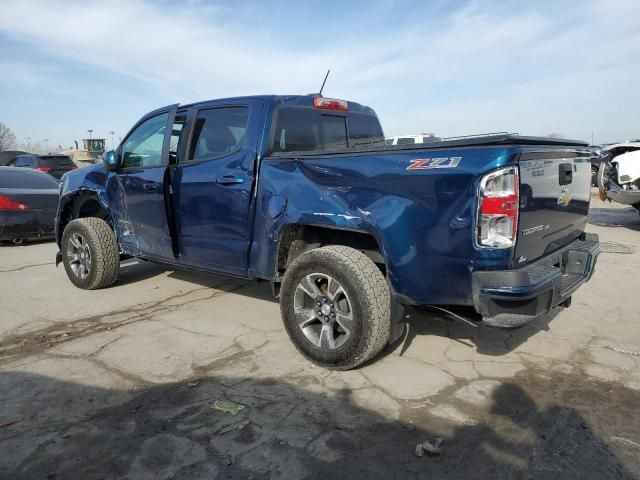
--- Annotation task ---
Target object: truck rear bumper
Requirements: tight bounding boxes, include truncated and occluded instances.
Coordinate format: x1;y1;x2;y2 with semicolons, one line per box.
472;233;600;328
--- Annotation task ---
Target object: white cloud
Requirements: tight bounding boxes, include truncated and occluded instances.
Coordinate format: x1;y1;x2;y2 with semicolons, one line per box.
0;0;638;142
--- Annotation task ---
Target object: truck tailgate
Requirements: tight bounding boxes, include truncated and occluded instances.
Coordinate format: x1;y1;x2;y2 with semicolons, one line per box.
515;152;591;266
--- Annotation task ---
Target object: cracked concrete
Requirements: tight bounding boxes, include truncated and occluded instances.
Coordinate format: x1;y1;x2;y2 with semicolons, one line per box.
1;196;640;478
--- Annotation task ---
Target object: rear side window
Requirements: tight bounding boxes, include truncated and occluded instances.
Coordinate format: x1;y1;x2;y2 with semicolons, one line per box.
0;170;59;189
15;156;38;167
349;113;385;147
188;107;249;161
272;107;383;153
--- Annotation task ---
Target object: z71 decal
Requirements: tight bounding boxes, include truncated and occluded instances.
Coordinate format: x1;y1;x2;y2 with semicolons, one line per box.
407;156;462;170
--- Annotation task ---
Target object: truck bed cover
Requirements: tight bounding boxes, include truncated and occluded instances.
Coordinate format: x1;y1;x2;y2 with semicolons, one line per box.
269;134;589;157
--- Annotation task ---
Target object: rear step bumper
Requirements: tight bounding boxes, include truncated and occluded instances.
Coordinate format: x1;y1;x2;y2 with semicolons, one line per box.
472;233;600;328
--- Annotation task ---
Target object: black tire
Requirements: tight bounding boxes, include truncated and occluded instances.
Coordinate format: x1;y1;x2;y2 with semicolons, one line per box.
62;218;120;290
280;245;391;370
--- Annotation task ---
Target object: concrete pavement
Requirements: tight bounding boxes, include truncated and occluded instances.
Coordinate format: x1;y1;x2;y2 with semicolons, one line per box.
1;195;640;479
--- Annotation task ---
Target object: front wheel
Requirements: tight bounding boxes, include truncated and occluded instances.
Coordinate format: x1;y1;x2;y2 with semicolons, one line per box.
62;218;120;290
280;245;391;370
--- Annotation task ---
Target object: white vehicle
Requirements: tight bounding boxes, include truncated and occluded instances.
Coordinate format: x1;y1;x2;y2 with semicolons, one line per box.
385;133;440;146
598;142;640;211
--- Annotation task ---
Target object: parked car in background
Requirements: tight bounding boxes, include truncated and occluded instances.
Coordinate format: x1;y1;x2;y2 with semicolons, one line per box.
597;142;640;213
0;166;59;245
0;150;29;166
10;154;78;180
385;133;440;145
589;145;607;186
55;94;599;370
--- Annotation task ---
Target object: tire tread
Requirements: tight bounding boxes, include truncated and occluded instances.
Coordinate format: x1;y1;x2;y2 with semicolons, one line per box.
281;245;391;369
62;218;119;290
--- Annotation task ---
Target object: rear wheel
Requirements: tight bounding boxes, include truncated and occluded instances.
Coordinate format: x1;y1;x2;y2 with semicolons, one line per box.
280;245;391;370
62;218;119;290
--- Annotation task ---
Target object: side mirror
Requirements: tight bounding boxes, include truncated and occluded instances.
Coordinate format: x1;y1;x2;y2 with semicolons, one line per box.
102;150;117;171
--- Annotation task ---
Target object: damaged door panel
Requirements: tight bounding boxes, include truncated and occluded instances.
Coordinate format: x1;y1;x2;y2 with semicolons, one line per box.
106;107;178;259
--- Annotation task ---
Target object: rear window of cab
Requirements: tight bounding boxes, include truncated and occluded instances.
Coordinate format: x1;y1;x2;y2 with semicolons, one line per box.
271;107;384;153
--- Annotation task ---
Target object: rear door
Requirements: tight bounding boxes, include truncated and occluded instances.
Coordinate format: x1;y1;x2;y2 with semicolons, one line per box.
172;99;263;274
106;106;179;260
516;151;591;265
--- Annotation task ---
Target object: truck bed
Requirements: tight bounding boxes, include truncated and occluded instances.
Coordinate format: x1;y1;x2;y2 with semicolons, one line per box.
268;134;588;158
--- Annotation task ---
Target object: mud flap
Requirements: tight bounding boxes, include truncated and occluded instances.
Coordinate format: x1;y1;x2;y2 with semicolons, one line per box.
55;250;62;267
389;301;407;344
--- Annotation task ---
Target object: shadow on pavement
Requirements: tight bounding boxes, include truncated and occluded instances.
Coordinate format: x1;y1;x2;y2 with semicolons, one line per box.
113;260;554;361
395;306;560;359
0;369;637;479
0;238;55;248
588;206;640;231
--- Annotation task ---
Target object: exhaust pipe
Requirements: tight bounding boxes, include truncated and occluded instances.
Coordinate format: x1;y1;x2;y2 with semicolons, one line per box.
13;237;24;246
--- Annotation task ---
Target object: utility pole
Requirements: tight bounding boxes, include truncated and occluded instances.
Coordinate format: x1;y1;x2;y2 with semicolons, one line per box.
87;129;93;140
109;130;115;149
43;138;49;153
25;137;31;151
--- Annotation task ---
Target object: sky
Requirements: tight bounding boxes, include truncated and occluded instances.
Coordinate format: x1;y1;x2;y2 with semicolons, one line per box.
0;0;638;151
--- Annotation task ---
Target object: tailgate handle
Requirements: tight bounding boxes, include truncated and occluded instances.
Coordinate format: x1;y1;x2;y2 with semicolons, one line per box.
558;163;573;185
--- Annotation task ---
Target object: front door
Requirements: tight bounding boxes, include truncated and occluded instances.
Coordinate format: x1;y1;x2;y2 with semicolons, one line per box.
173;101;262;274
107;107;178;260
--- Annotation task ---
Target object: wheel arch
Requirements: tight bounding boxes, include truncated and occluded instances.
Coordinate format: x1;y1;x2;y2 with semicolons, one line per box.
57;190;111;246
273;223;387;288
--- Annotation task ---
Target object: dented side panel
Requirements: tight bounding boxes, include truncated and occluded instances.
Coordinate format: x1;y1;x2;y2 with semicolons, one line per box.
249;147;518;305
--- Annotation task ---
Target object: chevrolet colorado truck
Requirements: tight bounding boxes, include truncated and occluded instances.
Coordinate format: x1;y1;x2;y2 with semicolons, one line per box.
55;94;600;369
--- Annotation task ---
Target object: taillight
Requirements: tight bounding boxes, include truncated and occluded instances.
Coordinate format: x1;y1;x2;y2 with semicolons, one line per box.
36;166;51;172
70;165;78;170
476;167;519;248
313;96;348;111
0;195;31;211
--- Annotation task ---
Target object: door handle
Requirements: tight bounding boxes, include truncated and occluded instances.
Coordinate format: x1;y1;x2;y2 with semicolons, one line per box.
216;175;244;185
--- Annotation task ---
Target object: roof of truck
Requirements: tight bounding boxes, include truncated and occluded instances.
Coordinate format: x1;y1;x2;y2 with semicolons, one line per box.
180;94;378;115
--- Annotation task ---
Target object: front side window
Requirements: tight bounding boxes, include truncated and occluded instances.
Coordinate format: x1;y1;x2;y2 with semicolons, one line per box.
121;113;169;168
188;107;249;161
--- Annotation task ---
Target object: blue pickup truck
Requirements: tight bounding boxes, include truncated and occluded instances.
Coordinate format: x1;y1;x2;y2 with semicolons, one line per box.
55;94;600;369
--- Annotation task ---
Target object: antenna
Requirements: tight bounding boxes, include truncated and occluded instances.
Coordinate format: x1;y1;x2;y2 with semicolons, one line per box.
318;69;331;97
